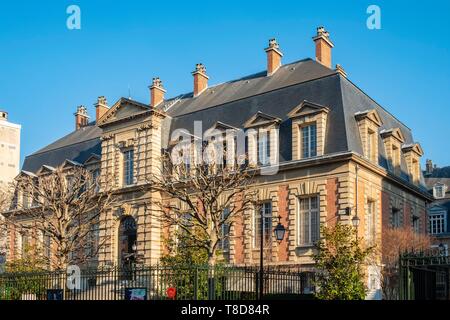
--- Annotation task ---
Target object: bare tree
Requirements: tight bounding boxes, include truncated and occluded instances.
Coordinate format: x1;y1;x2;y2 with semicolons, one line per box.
380;227;431;300
147;151;258;267
6;166;116;270
0;184;14;259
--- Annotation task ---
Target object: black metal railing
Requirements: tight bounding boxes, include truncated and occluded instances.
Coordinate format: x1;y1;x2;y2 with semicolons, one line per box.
399;249;450;300
0;265;315;301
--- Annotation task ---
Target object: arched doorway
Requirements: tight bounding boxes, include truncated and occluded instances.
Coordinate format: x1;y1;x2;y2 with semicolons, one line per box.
118;216;137;268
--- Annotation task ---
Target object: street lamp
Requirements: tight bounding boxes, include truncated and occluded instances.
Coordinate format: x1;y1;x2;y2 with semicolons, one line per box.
274;216;286;242
259;213;286;300
351;215;360;228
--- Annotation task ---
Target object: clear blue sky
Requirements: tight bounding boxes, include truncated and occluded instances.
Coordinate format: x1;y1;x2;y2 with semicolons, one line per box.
0;0;449;167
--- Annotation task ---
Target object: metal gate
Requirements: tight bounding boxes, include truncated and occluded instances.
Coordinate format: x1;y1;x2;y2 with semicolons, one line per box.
399;250;450;300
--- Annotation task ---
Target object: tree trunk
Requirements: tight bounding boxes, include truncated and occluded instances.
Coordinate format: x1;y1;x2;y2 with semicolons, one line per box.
207;248;216;300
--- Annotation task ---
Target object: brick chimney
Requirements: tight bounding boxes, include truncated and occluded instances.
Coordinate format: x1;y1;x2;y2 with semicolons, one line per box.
94;96;109;122
74;105;89;130
149;77;166;107
313;26;334;68
265;38;283;76
192;64;209;97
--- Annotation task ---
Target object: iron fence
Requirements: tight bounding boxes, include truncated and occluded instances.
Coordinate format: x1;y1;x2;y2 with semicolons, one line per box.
399;249;450;300
0;265;315;301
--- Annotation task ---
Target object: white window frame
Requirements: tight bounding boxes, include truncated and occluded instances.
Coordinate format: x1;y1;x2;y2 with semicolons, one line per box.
257;130;271;166
297;196;320;246
429;212;446;235
301;124;317;159
433;184;446;199
220;208;231;253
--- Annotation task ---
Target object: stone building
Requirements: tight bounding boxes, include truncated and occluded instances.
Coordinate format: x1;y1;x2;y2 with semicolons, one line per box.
0;110;21;264
7;28;432;296
0;110;21;187
424;160;450;252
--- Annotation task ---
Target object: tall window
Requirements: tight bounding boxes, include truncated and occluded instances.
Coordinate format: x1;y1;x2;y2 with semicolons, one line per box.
254;202;272;247
257;131;271;165
22;190;30;209
366;201;376;245
412;216;420;233
367;129;376;162
391;208;401;228
298;196;320;246
21;233;29;257
123;149;134;186
301;124;317;158
92;169;100;192
430;213;446;235
392;145;400;173
44;234;51;260
219;208;231;252
412;159;420;183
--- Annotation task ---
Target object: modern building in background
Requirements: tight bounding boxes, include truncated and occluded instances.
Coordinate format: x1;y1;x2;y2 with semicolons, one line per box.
424;160;450;252
0;110;21;187
7;27;433;299
0;110;21;269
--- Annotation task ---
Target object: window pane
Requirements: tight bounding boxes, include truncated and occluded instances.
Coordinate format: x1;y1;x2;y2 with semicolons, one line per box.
302;127;309;158
310;124;317;157
123;150;134;186
255;202;272;246
298;196;319;245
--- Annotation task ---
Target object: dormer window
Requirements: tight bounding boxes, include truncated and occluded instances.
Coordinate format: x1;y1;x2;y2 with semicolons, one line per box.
288;100;329;161
434;184;446;199
244;112;281;167
301;123;317;158
402;143;424;184
381;128;405;176
354;110;382;164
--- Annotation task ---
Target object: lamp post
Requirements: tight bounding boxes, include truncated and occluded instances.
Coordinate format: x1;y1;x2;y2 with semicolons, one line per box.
259;214;286;300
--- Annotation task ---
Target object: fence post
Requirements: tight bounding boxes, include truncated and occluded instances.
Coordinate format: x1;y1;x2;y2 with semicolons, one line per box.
193;267;198;300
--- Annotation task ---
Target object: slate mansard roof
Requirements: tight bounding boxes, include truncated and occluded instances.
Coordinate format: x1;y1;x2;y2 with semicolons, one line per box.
22;58;422;186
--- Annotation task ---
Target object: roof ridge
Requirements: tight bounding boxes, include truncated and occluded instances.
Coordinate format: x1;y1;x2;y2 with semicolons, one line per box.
165;72;339;119
162;58;317;105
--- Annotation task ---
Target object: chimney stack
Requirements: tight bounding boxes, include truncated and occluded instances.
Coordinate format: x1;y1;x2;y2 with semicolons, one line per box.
94;96;109;122
313;26;334;68
74;106;89;130
265;38;283;76
426;159;434;176
192;64;209;97
149;77;166;107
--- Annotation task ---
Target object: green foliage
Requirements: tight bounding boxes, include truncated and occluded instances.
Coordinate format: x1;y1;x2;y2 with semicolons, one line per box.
0;244;49;300
4;244;48;273
313;224;374;300
159;234;228;299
